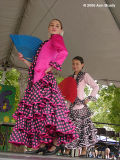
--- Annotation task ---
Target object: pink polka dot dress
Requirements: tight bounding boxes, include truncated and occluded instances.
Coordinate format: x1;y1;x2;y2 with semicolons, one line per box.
9;34;79;149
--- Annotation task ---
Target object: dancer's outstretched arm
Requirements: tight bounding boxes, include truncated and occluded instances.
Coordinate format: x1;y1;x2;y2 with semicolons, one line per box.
18;52;31;67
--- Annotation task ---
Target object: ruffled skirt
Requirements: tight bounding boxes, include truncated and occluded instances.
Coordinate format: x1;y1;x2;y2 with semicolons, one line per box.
9;72;79;149
65;105;98;149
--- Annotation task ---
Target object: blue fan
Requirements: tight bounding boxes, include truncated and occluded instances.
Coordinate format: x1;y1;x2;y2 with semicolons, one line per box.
10;34;43;62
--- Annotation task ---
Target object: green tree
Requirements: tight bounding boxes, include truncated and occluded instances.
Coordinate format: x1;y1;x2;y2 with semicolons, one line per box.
88;84;120;132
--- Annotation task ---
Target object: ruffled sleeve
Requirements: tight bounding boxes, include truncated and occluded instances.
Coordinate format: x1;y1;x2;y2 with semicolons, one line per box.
49;34;68;71
51;34;67;51
84;73;99;101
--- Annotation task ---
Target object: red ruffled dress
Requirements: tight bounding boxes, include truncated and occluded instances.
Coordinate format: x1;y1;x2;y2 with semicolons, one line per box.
9;34;79;149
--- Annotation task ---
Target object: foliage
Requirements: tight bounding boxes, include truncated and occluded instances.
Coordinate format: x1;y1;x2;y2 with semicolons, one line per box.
88;84;120;132
56;76;64;84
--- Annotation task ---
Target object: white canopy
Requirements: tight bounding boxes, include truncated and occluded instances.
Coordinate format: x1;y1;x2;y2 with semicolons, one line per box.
0;0;120;86
97;135;119;144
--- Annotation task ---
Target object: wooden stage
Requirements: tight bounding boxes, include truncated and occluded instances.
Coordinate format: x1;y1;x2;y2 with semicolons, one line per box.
0;152;97;160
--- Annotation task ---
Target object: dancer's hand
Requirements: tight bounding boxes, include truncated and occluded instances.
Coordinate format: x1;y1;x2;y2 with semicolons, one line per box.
18;52;31;67
18;52;25;61
45;67;53;74
85;99;89;104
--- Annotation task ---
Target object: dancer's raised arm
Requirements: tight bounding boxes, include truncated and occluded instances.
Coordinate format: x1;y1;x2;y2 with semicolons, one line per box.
18;52;31;67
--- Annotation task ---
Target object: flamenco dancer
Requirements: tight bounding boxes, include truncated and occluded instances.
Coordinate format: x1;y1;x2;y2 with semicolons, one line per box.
65;56;99;157
9;19;79;155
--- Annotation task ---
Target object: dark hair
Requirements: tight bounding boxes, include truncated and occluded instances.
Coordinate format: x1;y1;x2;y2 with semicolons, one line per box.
49;19;63;29
72;56;84;64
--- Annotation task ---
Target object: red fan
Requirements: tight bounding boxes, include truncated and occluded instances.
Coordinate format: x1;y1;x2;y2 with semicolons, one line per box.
58;77;77;103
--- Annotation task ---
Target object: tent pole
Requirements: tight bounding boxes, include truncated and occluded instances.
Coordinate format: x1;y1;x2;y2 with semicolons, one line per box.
105;0;120;29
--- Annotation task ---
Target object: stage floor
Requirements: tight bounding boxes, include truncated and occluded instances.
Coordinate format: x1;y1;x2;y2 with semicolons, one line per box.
0;152;97;160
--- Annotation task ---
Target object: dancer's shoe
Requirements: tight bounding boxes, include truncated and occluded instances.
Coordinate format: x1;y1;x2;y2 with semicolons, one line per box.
43;144;64;155
25;146;47;154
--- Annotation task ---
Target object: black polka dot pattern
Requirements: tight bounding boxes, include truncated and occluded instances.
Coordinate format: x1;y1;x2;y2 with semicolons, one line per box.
49;61;62;71
66;72;98;149
9;40;79;149
66;105;98;149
